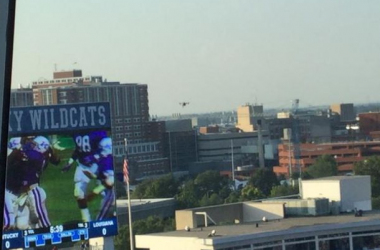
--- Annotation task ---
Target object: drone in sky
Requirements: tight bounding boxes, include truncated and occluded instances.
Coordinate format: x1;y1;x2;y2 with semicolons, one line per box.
179;102;190;108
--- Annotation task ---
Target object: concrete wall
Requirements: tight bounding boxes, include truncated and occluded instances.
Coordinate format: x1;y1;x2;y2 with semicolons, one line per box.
301;180;341;203
136;235;211;250
176;210;197;230
301;177;372;213
193;203;243;227
176;203;243;230
242;202;284;222
263;199;330;216
117;199;176;226
340;176;372;211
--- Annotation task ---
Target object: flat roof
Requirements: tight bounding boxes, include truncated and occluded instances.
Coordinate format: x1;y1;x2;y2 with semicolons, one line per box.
116;198;175;208
303;175;369;181
142;211;380;240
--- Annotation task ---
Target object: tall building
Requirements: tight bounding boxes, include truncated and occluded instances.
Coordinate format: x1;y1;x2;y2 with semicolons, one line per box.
236;104;263;132
10;87;33;107
330;103;356;122
164;119;197;172
11;70;168;177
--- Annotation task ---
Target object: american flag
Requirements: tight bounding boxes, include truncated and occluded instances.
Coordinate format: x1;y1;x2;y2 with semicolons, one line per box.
123;158;129;184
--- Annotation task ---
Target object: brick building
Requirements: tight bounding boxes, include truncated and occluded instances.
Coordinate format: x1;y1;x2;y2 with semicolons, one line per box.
359;112;380;139
273;141;380;177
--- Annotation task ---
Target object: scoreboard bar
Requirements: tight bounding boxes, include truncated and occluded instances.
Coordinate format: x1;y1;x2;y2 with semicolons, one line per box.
2;218;117;249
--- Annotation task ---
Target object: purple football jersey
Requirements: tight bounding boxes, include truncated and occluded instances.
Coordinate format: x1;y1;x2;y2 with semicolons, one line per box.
71;130;107;166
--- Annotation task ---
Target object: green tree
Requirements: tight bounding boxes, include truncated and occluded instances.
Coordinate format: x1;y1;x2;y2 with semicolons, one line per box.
354;156;380;197
249;168;279;196
239;185;264;201
176;179;200;209
225;190;240;204
131;174;178;199
131;179;152;199
307;155;338;179
194;170;229;198
270;184;299;198
199;193;223;207
144;174;178;198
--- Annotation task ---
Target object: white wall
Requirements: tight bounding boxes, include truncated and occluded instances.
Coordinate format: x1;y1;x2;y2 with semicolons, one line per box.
301;176;372;212
242;202;284;223
136;235;213;250
340;176;372;211
301;180;341;202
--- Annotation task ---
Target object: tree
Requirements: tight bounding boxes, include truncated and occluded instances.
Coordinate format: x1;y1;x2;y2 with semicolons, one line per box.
307;155;338;179
176;179;200;209
144;174;178;198
270;184;299;198
131;174;178;199
354;156;380;197
249;168;279;196
225;191;240;204
239;185;264;201
131;179;152;199
194;170;229;198
199;193;223;207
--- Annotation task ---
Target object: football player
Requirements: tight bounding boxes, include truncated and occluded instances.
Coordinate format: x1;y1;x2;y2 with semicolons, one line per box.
4;137;24;230
24;136;60;229
83;137;115;220
62;130;107;222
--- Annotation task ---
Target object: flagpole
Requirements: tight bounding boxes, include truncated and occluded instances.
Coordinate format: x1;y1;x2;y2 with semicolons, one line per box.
124;138;134;250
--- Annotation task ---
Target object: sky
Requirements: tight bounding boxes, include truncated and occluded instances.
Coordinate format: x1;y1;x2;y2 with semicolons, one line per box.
12;0;380;116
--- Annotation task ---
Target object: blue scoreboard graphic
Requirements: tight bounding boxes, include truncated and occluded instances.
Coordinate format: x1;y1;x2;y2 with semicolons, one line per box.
3;103;118;249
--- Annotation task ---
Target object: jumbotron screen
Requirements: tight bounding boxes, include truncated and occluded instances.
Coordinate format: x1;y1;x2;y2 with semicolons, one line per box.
2;103;118;249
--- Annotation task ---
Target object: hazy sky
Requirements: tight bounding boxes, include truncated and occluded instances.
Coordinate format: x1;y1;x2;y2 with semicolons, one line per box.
12;0;380;116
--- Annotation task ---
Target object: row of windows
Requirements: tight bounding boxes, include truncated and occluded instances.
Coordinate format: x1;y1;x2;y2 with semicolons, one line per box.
114;125;142;131
218;231;380;250
113;143;159;156
114;117;143;124
33;77;91;85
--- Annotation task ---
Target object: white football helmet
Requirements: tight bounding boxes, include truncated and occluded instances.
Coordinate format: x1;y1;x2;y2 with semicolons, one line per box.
33;136;50;153
99;137;112;156
7;137;22;156
8;137;21;150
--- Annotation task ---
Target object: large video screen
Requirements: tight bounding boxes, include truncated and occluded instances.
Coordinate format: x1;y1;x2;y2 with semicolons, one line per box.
2;103;118;249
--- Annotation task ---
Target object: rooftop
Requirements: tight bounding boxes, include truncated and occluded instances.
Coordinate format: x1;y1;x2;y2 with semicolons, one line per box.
144;211;380;240
303;175;369;181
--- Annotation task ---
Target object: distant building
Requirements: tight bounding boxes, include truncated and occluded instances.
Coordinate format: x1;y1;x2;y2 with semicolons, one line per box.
266;114;331;143
11;70;169;176
236;104;263;132
164;119;197;172
273;141;380;176
10;88;33;107
330;103;356;122
359;112;380;137
197;131;270;166
199;126;220;134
